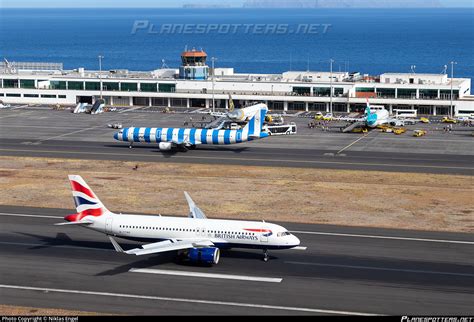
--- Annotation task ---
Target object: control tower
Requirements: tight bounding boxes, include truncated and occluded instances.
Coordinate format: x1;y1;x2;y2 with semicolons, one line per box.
179;48;209;80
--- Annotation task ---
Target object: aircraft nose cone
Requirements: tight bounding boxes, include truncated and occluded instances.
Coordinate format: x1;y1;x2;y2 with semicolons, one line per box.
113;133;119;140
292;235;300;247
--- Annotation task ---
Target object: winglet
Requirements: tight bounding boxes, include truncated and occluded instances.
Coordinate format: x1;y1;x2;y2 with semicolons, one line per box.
184;192;207;219
108;236;124;253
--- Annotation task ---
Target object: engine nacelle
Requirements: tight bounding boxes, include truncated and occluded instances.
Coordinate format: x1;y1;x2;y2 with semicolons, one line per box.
187;247;220;265
158;142;173;151
228;110;245;121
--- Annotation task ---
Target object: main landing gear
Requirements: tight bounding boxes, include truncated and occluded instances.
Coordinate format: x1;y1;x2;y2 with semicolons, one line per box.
129;142;133;149
263;249;269;262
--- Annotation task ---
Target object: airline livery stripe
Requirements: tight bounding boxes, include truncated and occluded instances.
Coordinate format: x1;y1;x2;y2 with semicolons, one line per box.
70;181;94;199
122;128;129;141
178;128;185;143
224;130;231;144
133;128;140;142
236;130;242;143
158;128;164;142
201;129;208;144
190;128;196;145
212;130;219;145
74;196;97;207
144;128;151;143
248;117;255;136
167;128;173;142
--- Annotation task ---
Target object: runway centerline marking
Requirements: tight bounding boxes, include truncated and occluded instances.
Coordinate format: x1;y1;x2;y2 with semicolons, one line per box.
285;261;474;278
0;148;472;172
337;132;372;155
0;212;63;219
292;230;474;245
129;268;282;283
0;284;377;316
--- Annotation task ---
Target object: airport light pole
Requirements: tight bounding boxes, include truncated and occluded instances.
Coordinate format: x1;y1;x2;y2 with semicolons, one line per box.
211;57;217;113
98;55;104;100
329;59;334;114
450;61;457;118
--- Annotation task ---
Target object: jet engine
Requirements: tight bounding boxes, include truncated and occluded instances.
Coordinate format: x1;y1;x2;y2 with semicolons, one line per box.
158;142;173;151
187;247;220;265
227;109;245;121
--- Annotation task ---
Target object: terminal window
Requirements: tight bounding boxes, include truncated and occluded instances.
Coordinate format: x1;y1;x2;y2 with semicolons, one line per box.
68;81;84;90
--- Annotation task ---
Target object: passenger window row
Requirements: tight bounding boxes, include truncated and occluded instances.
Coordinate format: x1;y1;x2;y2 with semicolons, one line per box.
118;225;256;235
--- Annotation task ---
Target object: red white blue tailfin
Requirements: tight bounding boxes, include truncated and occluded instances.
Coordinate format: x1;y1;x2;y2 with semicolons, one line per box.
66;175;111;222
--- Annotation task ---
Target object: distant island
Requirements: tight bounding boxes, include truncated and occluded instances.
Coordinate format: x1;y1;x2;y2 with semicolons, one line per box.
183;4;233;8
242;0;443;8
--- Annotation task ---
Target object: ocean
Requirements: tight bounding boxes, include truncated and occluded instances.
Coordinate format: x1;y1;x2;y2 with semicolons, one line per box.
0;8;473;82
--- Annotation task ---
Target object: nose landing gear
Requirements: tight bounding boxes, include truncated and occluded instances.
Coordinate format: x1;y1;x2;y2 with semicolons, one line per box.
263;249;269;262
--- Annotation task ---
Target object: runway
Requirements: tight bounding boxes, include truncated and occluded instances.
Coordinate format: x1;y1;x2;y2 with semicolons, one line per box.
1;139;473;175
0;206;473;315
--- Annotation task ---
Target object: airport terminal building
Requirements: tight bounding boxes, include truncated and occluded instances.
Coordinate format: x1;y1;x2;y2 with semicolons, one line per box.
1;50;473;116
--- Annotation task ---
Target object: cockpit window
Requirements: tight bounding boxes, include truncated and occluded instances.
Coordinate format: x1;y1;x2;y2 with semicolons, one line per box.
277;231;291;237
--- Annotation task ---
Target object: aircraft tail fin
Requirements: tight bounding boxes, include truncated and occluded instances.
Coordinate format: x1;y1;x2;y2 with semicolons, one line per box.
228;94;235;112
65;175;112;222
244;104;268;138
365;99;371;116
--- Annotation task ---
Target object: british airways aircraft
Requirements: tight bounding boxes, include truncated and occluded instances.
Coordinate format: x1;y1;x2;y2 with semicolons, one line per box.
56;175;300;265
113;105;268;151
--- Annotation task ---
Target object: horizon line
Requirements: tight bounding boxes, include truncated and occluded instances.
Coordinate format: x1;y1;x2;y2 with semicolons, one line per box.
2;6;473;9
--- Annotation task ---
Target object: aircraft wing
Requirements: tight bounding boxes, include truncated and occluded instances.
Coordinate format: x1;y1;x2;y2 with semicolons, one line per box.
196;110;227;117
184;192;207;219
332;116;366;122
210;111;227;117
124;239;214;256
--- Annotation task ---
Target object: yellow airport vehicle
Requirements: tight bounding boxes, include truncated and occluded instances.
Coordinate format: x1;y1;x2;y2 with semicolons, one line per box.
352;127;368;133
380;126;393;133
315;112;333;121
420;117;430;123
413;130;427;137
393;128;407;135
441;117;457;124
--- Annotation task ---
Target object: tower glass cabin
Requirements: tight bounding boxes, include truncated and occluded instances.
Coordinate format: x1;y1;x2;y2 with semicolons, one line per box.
179;49;209;80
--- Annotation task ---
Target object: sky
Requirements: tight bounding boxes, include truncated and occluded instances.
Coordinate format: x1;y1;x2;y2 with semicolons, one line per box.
1;0;473;8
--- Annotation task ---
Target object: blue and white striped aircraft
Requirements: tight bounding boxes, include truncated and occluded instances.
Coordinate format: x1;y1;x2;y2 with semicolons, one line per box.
113;105;269;151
